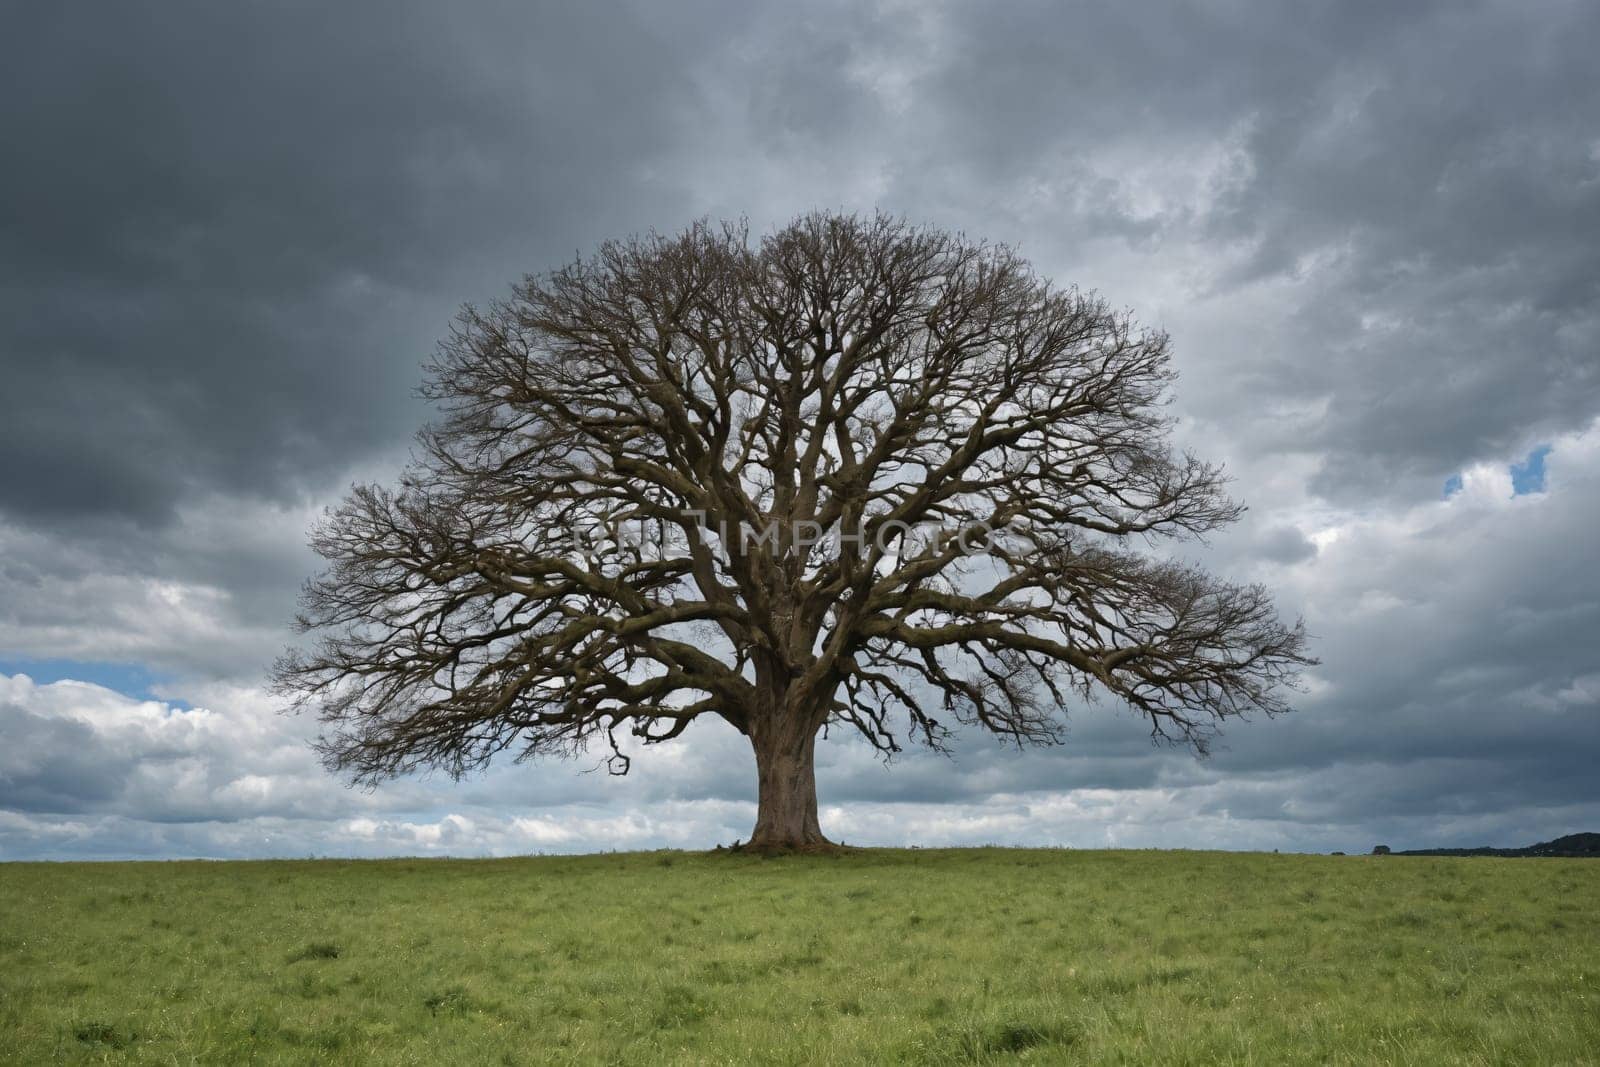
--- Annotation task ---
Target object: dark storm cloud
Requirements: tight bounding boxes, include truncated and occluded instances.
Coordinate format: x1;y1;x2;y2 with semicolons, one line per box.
6;1;1596;518
1206;7;1600;501
877;2;1600;502
0;1;704;523
0;709;121;813
2;0;1599;857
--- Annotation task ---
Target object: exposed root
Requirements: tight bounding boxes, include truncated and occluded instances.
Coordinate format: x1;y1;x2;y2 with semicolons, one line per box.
714;837;858;857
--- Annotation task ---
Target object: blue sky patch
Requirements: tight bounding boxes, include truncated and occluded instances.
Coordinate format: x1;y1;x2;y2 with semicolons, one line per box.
1442;443;1552;499
0;658;175;702
1510;444;1552;496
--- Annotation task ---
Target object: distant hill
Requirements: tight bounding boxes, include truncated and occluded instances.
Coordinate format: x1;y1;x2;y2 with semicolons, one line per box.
1388;832;1600;858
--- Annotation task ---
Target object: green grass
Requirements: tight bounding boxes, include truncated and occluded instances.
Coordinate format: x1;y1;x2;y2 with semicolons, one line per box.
1;849;1596;1064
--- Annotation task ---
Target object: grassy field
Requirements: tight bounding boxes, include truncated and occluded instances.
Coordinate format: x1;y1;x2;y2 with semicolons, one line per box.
1;849;1597;1065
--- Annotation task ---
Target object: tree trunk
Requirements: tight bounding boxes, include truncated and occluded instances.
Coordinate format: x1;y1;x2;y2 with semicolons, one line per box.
743;721;835;852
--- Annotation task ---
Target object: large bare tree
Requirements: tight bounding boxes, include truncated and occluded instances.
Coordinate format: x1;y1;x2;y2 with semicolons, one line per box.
276;213;1311;851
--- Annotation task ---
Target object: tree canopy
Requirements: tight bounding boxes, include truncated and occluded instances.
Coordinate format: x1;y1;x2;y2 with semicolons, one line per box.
276;212;1312;850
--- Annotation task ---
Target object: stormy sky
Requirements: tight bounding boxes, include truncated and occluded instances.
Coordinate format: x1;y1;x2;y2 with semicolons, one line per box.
3;1;1598;860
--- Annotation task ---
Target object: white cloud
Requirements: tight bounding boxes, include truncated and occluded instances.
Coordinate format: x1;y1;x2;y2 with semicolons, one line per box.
5;421;1600;858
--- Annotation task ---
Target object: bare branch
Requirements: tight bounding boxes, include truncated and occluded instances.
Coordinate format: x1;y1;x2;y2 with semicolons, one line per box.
275;212;1313;834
